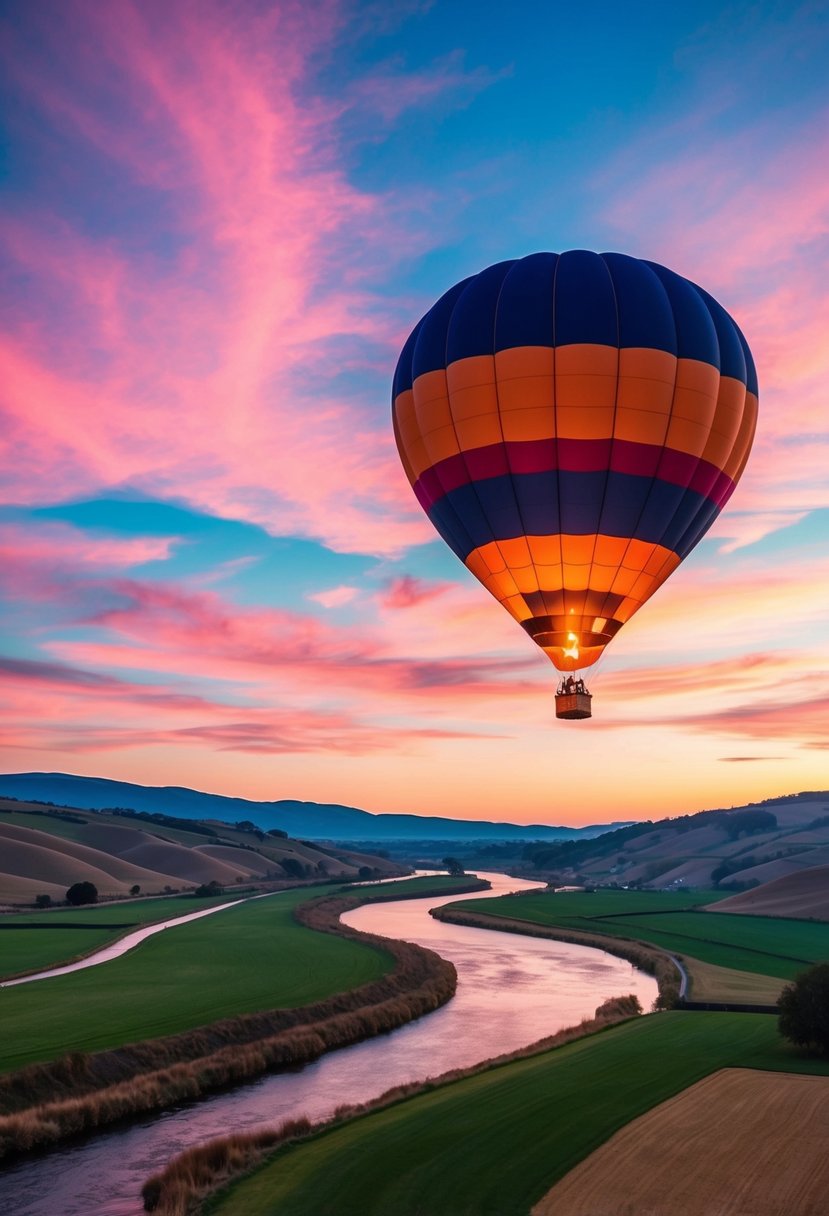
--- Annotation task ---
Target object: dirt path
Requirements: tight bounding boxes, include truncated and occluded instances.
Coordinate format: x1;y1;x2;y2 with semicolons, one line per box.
532;1068;829;1216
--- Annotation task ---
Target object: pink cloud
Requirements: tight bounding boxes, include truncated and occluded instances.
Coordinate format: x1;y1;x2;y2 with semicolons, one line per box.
629;688;829;749
380;575;451;610
0;522;175;572
308;585;360;608
0;0;462;556
50;572;539;702
583;646;829;750
599;103;829;548
0;653;486;757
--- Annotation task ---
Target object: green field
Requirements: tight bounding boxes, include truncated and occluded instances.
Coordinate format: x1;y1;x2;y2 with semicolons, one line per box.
0;894;237;979
0;875;478;1074
0;875;477;980
0;886;395;1073
207;1011;829;1216
449;889;829;980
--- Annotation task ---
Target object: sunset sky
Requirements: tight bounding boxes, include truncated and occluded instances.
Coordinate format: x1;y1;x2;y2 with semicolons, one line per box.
1;0;827;825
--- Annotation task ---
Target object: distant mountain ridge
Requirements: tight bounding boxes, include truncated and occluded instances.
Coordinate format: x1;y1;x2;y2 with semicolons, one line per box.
0;772;628;842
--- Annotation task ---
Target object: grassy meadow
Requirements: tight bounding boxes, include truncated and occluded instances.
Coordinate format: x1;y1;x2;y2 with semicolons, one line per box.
0;885;394;1073
448;888;829;981
204;1012;829;1216
0;894;235;979
0;875;478;1075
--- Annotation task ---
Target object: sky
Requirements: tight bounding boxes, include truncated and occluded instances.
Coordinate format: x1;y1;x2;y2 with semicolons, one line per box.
1;0;827;825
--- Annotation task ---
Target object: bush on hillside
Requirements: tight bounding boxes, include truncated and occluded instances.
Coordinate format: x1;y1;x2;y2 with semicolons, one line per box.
722;809;778;840
595;993;642;1020
35;894;52;908
778;964;829;1055
66;881;98;906
194;880;224;897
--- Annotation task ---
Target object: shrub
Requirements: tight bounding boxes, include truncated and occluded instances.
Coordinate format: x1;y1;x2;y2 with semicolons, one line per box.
35;894;52;909
130;884;141;896
65;881;98;906
778;964;829;1055
712;857;756;885
595;993;642;1020
194;881;223;897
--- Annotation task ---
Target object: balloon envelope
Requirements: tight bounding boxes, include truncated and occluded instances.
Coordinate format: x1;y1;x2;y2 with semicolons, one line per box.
392;251;757;672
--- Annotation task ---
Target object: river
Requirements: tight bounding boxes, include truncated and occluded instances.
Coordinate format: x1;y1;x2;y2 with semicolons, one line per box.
0;872;657;1215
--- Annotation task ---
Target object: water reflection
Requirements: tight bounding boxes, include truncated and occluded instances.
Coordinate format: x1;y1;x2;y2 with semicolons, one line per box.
0;872;657;1215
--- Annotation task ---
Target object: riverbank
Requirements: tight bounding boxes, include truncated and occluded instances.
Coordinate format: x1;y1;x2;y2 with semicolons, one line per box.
142;996;645;1215
430;905;683;1007
0;876;487;1159
434;886;824;1007
147;1011;829;1216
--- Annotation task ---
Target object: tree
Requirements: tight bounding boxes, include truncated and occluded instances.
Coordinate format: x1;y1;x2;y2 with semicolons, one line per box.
267;827;288;839
66;881;98;906
358;866;376;880
442;857;464;876
194;880;223;897
722;809;778;840
280;857;306;879
130;884;141;896
35;894;52;909
778;964;829;1055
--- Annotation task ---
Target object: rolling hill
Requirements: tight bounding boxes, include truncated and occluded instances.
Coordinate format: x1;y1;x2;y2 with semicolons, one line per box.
518;793;829;892
712;864;829;920
0;797;402;906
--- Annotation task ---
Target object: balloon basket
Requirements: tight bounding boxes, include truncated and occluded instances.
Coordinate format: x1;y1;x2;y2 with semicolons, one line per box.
555;692;592;720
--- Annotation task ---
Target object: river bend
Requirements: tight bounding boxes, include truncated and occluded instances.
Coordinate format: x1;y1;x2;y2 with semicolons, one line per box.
0;872;657;1214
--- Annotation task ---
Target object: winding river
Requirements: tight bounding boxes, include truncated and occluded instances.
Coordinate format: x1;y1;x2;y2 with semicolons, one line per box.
0;873;657;1215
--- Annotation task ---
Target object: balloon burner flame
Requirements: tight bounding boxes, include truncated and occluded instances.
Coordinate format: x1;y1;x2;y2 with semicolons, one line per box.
563;632;580;660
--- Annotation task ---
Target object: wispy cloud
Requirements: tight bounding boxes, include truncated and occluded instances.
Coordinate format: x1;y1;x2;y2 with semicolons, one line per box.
599;99;829;551
308;585;360;608
0;650;487;757
380;575;451;610
0;0;499;556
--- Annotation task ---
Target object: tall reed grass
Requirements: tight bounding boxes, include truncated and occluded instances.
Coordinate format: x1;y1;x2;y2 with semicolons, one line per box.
141;996;644;1214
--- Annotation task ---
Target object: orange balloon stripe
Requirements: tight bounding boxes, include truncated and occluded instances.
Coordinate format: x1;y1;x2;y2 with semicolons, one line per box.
463;535;682;672
398;345;745;481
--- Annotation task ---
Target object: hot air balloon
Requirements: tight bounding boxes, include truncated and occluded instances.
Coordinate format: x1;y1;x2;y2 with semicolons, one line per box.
392;251;758;720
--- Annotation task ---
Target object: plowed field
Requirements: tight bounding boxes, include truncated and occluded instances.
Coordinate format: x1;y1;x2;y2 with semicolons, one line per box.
534;1068;829;1216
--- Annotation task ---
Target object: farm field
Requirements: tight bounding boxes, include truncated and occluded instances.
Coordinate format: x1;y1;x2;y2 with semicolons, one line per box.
713;864;829;920
448;889;829;981
678;959;785;1005
0;894;234;979
534;1067;829;1215
0;884;393;1073
205;1012;829;1216
0;875;474;1074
